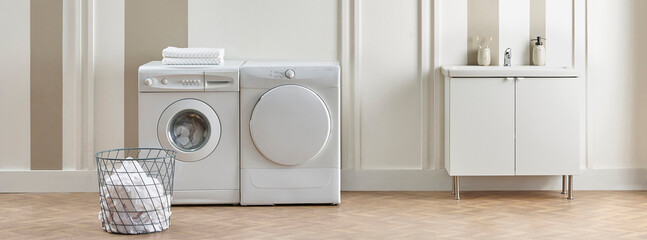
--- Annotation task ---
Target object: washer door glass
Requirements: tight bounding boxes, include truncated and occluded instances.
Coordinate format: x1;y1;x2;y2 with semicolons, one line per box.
169;110;210;152
250;85;331;166
158;99;221;162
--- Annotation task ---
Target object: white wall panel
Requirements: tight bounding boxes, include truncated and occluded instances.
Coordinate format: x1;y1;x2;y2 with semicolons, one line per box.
188;0;337;60
587;0;647;169
358;0;422;169
439;0;468;65
2;0;647;191
0;0;30;170
574;0;586;168
62;0;83;170
93;0;125;153
545;0;572;67
499;0;530;66
435;0;467;170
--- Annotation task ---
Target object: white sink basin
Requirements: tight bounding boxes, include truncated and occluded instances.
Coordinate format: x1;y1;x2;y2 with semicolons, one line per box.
441;66;578;78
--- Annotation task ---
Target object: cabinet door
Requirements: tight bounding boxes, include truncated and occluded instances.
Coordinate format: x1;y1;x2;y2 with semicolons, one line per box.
449;78;515;176
516;78;582;175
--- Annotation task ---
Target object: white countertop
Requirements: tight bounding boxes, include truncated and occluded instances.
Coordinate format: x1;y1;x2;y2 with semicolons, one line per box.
441;66;578;78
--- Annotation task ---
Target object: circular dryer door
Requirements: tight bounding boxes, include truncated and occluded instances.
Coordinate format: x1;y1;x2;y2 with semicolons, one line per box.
158;99;221;162
250;85;331;166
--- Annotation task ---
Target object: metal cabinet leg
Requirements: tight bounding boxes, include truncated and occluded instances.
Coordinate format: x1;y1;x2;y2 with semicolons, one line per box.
568;175;574;200
561;175;567;194
454;176;460;200
451;176;456;195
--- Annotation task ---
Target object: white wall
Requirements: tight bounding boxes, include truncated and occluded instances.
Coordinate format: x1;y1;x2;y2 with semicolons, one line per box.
93;0;125;159
437;0;578;170
2;0;647;191
358;0;425;169
0;0;30;170
186;0;647;190
499;0;530;66
545;0;572;67
588;0;647;169
188;0;432;171
440;0;572;66
433;0;647;187
188;0;338;60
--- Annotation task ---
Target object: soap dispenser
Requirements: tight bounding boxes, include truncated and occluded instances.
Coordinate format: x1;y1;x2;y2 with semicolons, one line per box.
531;36;546;66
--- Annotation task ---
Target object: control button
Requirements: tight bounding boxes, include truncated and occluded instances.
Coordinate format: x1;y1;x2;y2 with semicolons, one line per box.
182;80;188;83
144;77;153;86
285;69;295;79
161;79;168;85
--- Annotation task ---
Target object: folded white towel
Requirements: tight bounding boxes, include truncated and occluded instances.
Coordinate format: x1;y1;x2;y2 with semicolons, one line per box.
162;46;224;58
162;57;224;65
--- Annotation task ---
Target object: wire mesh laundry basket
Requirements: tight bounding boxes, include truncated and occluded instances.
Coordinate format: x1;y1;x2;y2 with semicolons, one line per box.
96;148;176;234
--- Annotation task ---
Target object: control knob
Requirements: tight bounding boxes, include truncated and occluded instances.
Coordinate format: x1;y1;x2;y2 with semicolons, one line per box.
285;69;295;79
144;77;153;86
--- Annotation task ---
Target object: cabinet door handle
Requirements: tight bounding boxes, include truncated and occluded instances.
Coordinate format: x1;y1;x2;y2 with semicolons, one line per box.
516;77;525;80
505;77;514;81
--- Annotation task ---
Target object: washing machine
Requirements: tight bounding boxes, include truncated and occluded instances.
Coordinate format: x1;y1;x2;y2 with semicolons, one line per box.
138;60;243;204
240;60;340;205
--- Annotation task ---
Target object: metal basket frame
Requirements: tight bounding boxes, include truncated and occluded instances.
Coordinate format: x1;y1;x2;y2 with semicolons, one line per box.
96;148;176;234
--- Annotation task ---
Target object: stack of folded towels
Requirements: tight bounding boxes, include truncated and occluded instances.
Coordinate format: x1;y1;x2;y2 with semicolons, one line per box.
161;46;225;65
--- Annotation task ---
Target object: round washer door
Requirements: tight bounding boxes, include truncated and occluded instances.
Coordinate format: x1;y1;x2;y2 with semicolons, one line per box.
158;99;221;162
250;85;331;166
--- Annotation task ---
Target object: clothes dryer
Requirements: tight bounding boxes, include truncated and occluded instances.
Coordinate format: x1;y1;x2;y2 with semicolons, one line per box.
240;61;340;205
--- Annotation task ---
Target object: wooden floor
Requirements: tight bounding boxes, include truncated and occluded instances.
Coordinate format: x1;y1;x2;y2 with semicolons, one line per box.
2;191;647;239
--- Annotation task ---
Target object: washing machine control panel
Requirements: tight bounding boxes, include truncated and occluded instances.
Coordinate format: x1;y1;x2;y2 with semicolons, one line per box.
139;73;205;92
268;68;296;79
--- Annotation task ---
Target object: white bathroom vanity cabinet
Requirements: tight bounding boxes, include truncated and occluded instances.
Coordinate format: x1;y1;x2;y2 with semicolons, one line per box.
441;66;583;200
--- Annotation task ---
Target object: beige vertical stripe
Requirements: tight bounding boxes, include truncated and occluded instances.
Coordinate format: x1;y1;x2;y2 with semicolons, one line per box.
467;0;499;65
124;0;188;149
30;0;63;170
529;0;546;63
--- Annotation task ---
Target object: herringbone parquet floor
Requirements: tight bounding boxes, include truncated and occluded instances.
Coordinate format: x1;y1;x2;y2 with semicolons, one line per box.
1;191;646;239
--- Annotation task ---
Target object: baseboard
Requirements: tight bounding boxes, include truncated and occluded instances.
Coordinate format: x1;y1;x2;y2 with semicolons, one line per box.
1;168;646;192
341;168;647;191
0;170;98;192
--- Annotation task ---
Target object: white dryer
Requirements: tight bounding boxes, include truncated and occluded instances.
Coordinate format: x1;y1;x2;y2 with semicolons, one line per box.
240;60;340;205
138;61;243;204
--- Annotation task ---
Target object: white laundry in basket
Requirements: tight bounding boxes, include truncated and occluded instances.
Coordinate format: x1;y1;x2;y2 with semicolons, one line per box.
99;158;172;234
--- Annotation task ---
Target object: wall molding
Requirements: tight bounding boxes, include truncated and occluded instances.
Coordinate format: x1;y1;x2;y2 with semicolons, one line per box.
2;169;645;192
0;171;97;192
352;0;362;169
342;168;647;191
419;0;432;169
62;0;85;170
81;0;96;171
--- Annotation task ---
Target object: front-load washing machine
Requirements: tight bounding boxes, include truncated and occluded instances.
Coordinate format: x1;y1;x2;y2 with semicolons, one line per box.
138;60;243;204
240;60;340;205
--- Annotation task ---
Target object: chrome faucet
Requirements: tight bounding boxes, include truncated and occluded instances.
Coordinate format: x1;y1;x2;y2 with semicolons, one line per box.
504;48;512;66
